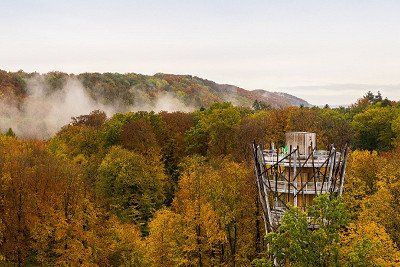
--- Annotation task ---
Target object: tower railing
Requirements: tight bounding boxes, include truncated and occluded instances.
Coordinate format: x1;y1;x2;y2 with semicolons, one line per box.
253;138;348;233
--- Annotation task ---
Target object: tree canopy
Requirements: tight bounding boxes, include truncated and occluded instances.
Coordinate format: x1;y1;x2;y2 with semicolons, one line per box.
1;90;400;265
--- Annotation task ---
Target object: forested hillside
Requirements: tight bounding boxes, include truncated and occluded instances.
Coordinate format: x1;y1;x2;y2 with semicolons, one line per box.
0;69;309;138
0;70;309;109
1;86;400;265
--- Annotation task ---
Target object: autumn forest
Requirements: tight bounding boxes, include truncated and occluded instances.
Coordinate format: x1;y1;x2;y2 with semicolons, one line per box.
1;72;400;266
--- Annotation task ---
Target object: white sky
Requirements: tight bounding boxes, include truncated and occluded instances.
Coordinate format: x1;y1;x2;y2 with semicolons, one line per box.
1;0;399;105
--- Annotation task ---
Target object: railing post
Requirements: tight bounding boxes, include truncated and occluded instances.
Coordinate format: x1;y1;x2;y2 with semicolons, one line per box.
327;146;336;192
293;146;298;207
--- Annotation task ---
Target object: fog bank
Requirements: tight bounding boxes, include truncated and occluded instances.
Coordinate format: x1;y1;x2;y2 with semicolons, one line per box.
0;76;193;139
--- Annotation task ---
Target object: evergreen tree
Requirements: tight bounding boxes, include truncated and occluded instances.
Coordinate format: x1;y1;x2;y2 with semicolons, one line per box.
5;128;15;137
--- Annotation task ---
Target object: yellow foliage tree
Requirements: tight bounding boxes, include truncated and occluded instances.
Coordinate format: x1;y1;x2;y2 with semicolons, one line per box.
340;221;400;266
357;153;400;246
204;159;258;265
343;150;381;218
0;136;98;265
161;156;261;266
146;209;185;267
105;216;148;266
173;157;226;266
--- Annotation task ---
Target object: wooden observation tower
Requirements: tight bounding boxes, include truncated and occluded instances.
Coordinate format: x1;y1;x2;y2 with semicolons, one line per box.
253;132;348;233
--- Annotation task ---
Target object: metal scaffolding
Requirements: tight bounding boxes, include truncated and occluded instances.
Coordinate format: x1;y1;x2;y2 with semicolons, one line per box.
253;132;348;233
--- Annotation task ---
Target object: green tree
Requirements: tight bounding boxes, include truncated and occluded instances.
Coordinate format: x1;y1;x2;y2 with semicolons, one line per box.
264;195;348;266
197;103;243;156
5;128;15;137
96;146;167;232
48;122;106;187
392;114;400;145
253;100;271;111
351;106;398;151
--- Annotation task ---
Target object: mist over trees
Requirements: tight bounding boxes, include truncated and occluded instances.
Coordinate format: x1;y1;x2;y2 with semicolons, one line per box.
0;70;309;138
1;75;400;266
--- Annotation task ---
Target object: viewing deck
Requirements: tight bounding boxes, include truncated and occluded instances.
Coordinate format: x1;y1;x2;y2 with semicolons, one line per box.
262;149;340;168
266;180;334;194
254;132;348;232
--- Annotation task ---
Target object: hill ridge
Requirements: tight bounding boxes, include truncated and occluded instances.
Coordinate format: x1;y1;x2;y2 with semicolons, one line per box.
0;70;310;108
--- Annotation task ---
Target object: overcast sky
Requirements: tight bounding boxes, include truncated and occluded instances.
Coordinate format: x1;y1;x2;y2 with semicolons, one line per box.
1;0;399;105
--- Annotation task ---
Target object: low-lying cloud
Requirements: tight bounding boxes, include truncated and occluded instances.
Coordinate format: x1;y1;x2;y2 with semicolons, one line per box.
0;76;193;139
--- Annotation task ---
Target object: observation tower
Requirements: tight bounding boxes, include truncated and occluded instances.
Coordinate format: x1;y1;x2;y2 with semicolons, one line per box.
253;132;348;233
